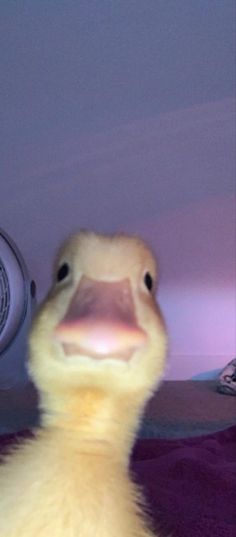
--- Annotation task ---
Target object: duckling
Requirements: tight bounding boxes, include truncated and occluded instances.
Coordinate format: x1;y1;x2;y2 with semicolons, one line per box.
0;231;167;537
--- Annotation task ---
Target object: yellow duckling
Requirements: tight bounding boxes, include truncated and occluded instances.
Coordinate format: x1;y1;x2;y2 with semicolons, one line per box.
0;231;167;537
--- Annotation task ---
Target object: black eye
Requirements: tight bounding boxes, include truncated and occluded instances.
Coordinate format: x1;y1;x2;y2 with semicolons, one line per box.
144;272;153;292
56;263;70;282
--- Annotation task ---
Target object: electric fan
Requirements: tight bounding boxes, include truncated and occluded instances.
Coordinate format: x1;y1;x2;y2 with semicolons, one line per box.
0;229;36;389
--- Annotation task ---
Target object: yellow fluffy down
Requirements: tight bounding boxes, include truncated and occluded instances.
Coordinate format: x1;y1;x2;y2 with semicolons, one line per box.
0;231;167;537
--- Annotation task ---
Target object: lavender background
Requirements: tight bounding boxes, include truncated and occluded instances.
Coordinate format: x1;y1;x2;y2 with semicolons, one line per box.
0;1;235;379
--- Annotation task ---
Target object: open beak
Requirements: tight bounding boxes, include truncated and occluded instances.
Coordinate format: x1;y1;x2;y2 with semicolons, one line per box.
54;276;147;360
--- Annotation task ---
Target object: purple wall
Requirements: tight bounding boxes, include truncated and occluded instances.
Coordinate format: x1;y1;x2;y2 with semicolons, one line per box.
0;2;235;379
131;195;235;378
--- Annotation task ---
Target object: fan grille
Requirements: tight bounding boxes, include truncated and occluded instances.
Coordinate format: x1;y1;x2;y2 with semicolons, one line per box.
0;258;10;336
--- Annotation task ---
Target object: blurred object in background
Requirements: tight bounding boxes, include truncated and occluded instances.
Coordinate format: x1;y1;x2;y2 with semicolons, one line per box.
0;229;36;389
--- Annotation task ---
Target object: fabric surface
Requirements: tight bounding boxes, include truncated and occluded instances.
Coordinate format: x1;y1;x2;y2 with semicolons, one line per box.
0;426;236;536
132;426;236;536
140;380;236;438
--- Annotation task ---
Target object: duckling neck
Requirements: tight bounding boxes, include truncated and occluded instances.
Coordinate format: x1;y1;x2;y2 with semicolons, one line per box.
39;387;145;462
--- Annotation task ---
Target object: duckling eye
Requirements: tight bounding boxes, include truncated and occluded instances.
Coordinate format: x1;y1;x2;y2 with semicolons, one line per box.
56;263;70;283
144;272;153;292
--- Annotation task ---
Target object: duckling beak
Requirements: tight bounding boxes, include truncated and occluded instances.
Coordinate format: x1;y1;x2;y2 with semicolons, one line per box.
54;276;147;360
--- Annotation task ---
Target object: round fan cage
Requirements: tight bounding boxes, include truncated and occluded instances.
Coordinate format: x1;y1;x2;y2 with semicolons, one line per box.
0;261;10;337
0;229;36;388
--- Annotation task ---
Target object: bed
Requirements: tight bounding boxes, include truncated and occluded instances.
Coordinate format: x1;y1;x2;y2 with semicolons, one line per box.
0;380;235;536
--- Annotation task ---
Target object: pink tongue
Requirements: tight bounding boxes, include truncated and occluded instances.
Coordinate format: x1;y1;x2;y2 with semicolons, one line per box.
54;277;147;359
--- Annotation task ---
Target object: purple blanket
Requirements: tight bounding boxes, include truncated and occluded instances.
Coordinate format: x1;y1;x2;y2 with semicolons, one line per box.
132;426;236;536
1;427;236;536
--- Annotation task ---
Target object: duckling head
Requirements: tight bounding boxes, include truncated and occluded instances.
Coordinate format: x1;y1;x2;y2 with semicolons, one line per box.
29;231;167;418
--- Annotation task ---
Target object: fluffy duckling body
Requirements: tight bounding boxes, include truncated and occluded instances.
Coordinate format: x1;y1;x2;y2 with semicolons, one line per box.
0;231;167;537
